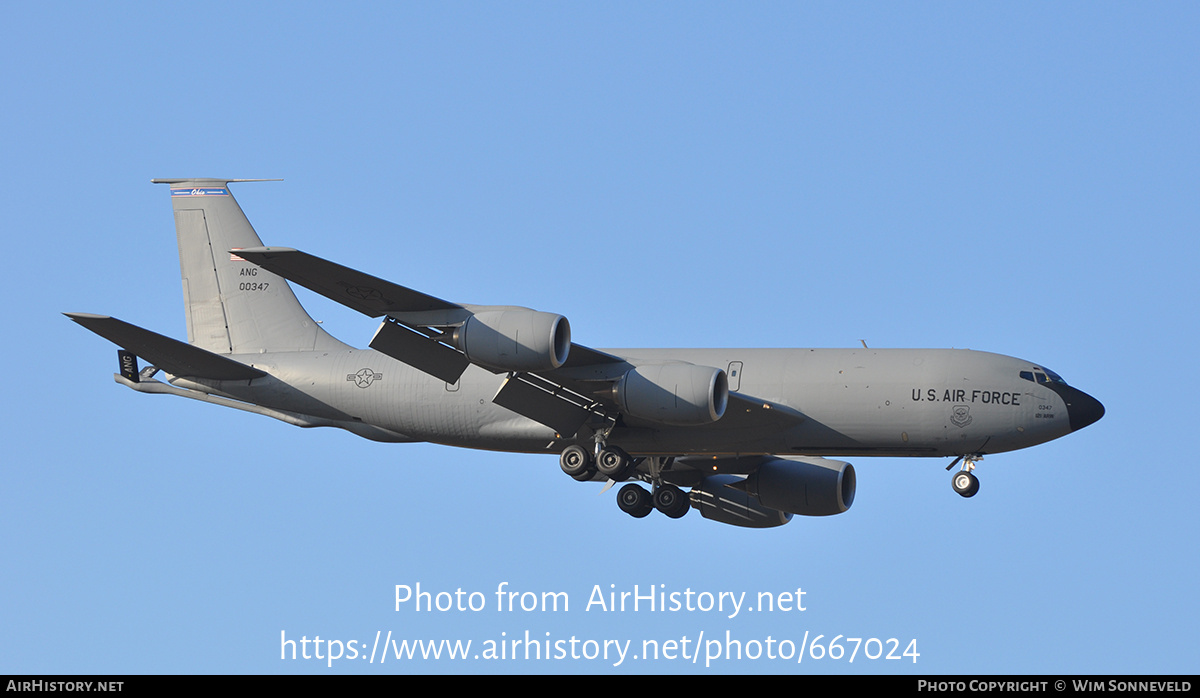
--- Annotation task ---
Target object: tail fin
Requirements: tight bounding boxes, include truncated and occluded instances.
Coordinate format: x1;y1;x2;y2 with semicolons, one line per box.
151;179;347;354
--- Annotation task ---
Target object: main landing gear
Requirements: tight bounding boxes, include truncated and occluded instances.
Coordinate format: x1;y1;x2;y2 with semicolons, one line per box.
615;482;688;519
559;444;595;481
559;443;633;481
560;445;690;519
616;483;652;518
947;454;982;498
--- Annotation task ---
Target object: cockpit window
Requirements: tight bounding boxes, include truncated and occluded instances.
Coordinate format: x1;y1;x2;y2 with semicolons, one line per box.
1042;367;1065;383
1019;367;1067;385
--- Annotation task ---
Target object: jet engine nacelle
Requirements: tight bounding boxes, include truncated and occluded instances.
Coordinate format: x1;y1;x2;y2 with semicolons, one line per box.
742;456;856;517
614;362;729;426
453;310;571;372
691;475;793;528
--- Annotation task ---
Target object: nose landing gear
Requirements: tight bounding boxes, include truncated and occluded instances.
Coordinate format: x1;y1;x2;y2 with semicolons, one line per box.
952;470;980;497
948;454;982;498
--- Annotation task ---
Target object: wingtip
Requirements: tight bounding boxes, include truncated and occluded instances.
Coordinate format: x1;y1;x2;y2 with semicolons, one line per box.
64;312;109;321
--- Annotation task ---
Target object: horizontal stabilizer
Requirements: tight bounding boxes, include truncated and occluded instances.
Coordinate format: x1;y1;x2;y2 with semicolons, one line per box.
64;313;266;381
234;247;461;317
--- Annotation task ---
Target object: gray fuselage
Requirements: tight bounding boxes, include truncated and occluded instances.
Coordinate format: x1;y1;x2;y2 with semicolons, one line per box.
191;346;1092;459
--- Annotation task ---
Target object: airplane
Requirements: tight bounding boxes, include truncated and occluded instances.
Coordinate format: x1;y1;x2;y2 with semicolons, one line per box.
66;179;1104;528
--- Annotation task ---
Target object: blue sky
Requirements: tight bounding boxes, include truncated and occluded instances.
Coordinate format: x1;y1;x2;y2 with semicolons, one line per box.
2;3;1196;674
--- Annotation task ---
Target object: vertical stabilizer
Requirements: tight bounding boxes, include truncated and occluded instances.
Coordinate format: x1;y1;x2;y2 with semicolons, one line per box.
151;179;347;354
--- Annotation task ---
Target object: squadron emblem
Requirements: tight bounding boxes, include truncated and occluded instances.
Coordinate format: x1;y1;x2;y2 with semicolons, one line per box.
950;404;972;428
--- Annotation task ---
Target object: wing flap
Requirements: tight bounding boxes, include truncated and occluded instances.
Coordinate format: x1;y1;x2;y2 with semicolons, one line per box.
369;320;470;384
65;313;266;381
492;373;597;436
229;248;664;434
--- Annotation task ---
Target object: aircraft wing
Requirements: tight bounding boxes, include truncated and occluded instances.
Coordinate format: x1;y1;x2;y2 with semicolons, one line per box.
65;313;266;381
234;247;461;318
721;393;806;430
235;247;800;437
237;245;625;365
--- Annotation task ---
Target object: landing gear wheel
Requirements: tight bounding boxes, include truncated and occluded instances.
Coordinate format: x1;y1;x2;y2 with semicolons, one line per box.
952;470;980;498
617;483;653;518
653;484;690;519
570;467;597;482
560;445;593;479
596;446;632;481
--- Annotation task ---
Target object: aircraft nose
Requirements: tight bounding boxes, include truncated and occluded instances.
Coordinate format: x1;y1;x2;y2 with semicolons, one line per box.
1064;386;1105;432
